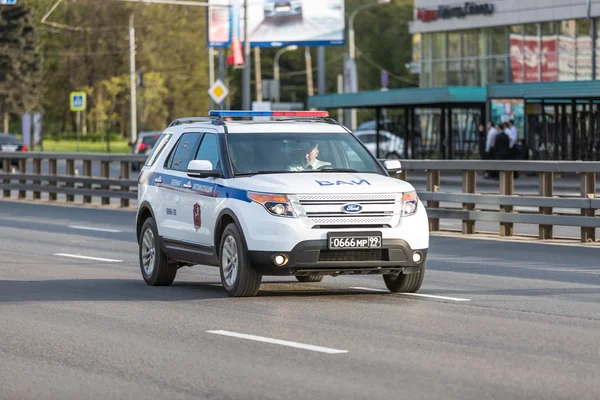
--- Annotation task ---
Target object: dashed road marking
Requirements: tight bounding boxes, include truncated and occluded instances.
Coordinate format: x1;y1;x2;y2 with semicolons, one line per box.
350;287;471;302
207;330;348;355
68;225;122;233
54;253;123;263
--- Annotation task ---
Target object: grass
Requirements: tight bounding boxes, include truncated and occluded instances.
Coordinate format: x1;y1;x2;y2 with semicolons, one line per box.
35;139;131;154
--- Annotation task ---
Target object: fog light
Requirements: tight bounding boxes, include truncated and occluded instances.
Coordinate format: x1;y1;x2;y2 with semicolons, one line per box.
274;254;288;266
412;252;422;263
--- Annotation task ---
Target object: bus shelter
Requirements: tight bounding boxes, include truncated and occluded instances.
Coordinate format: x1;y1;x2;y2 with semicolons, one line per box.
308;86;487;160
488;81;600;161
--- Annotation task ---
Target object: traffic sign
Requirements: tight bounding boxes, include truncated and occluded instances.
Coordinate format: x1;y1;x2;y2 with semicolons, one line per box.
0;0;17;4
208;79;229;104
70;92;87;112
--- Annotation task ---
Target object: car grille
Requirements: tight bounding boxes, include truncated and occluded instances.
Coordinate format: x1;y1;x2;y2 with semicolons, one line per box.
297;194;398;227
318;249;385;262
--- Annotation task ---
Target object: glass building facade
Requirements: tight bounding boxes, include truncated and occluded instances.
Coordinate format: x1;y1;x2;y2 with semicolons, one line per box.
414;19;599;88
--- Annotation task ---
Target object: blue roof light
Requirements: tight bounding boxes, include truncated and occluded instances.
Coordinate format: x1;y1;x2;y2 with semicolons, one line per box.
209;110;329;118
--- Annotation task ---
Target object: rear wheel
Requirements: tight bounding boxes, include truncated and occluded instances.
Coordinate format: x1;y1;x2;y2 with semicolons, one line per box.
139;217;177;286
295;275;324;283
383;264;425;293
219;224;262;297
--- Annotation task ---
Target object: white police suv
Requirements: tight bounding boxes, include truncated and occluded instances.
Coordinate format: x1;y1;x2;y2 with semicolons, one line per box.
136;111;429;297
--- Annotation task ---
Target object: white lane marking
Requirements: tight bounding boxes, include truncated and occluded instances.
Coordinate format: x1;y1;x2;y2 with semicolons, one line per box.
68;225;122;233
54;253;123;263
350;287;470;302
206;330;348;355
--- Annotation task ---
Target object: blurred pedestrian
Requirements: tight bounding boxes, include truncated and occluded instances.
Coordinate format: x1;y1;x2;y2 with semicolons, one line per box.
478;122;486;161
484;121;498;179
494;122;511;161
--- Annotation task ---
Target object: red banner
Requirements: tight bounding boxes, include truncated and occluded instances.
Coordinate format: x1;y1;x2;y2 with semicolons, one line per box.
510;34;558;82
541;36;558;81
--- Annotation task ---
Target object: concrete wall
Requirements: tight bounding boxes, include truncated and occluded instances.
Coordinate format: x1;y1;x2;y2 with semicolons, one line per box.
410;0;600;34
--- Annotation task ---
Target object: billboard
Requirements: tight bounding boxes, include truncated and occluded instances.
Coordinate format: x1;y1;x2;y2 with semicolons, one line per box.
207;0;346;48
490;99;524;137
509;34;594;82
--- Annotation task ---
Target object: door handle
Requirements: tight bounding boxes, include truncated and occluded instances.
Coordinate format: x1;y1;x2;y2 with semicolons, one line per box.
154;176;163;184
183;182;192;189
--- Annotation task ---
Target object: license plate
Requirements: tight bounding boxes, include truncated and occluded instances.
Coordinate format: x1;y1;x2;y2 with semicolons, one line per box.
1;145;17;152
275;6;291;12
328;232;382;250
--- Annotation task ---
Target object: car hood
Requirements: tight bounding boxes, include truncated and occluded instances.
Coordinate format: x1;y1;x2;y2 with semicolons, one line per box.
228;172;415;195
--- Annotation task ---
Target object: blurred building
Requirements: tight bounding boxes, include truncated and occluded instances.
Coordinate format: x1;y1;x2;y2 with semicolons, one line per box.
309;1;600;160
411;1;597;87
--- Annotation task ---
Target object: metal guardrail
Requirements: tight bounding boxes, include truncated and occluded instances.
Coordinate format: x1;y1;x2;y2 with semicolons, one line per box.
390;160;598;243
0;152;145;208
0;153;598;242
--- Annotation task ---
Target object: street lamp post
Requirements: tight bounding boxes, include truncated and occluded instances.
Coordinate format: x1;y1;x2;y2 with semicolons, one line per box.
273;45;298;102
347;0;390;129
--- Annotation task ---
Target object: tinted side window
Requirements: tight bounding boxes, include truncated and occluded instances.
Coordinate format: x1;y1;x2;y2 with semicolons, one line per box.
145;133;171;167
194;133;220;170
165;133;202;172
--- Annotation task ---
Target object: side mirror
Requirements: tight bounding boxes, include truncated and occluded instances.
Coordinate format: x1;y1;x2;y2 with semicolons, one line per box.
187;160;219;178
383;159;402;174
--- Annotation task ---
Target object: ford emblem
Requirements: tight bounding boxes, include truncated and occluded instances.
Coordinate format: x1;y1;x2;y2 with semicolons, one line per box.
342;203;363;213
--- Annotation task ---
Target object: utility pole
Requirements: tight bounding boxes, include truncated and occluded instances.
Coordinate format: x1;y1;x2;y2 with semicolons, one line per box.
218;48;226;110
305;47;314;108
242;0;251;110
129;13;137;144
209;46;215;110
318;46;325;95
254;47;262;102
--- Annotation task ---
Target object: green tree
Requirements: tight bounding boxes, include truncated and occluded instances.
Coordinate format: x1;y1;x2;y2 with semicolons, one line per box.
0;3;43;132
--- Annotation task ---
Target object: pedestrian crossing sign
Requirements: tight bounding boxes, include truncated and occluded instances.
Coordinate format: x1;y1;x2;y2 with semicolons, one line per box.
70;92;87;112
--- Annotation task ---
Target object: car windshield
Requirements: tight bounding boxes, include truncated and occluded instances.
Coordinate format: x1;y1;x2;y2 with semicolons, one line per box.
0;135;19;144
226;132;383;175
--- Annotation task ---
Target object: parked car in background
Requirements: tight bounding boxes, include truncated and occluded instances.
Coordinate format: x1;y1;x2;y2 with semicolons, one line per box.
357;119;402;135
132;131;162;171
263;0;303;20
0;133;28;168
354;129;409;159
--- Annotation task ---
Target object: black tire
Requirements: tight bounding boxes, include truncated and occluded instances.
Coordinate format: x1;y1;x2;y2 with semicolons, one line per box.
139;217;177;286
295;275;324;283
219;223;262;297
383;263;425;293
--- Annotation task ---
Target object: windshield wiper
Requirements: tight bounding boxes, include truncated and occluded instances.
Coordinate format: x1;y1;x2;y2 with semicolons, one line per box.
234;170;290;177
307;168;358;173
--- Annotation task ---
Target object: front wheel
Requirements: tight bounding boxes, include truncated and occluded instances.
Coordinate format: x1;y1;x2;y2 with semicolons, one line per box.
383;264;425;293
219;224;262;297
139;217;177;286
295;275;324;283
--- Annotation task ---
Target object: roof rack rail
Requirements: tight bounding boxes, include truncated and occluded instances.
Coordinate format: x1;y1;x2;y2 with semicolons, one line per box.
168;117;225;127
273;117;340;125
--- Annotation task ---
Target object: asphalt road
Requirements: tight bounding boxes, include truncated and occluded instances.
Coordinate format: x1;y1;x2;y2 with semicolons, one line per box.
1;200;599;400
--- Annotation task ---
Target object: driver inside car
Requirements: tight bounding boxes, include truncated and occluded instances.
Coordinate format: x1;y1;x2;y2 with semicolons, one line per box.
289;142;331;171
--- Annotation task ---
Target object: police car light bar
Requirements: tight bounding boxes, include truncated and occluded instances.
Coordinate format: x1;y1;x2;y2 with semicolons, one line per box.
209;110;329;118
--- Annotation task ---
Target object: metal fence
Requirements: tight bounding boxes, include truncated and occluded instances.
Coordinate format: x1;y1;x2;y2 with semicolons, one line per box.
1;152;598;242
0;152;145;208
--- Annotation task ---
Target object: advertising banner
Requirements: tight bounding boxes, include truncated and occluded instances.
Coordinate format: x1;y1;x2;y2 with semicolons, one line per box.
509;33;593;82
510;34;558;83
490;99;524;137
208;0;346;48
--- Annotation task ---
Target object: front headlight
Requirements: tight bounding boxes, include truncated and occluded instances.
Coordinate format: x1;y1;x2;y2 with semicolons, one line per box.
402;191;419;217
248;192;297;218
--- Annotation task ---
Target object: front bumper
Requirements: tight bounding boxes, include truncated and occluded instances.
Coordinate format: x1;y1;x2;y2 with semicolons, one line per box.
247;239;427;277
